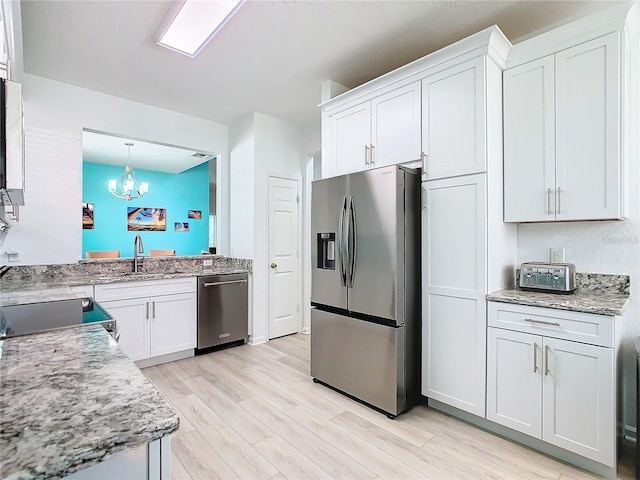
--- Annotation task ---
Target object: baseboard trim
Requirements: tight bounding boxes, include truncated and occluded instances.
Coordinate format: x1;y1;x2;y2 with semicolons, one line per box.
248;335;267;346
136;349;194;369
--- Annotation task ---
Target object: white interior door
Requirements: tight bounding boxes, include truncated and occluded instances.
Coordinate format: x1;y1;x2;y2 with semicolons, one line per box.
268;176;300;339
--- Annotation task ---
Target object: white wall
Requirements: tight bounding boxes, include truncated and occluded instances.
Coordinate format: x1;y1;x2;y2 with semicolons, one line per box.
517;11;640;433
228;114;255;259
301;120;322;334
228;112;304;344
3;74;229;265
253;112;303;344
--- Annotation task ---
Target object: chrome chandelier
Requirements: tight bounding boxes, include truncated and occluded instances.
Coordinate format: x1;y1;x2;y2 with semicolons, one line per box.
108;142;149;201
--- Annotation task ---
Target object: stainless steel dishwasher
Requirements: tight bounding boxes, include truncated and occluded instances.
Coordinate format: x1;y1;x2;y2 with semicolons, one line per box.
197;273;248;351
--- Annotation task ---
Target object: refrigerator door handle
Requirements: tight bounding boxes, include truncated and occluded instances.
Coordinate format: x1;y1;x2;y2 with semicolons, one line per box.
346;196;357;288
337;196;348;287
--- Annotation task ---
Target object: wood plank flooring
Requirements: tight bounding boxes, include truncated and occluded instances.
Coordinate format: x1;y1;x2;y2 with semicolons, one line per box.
143;334;635;480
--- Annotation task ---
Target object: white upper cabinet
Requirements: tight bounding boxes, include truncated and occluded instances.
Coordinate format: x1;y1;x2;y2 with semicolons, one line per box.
371;83;422;168
328;82;421;176
422;57;487;180
330;102;371;175
555;33;621;221
504;32;624;222
503;56;555;222
320;26;511;179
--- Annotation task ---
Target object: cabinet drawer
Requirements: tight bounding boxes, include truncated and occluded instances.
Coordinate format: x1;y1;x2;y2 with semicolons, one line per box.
95;277;196;302
487;302;614;347
70;285;95;299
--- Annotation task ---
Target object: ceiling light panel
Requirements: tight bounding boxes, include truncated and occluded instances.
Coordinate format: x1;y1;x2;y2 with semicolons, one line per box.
157;0;244;57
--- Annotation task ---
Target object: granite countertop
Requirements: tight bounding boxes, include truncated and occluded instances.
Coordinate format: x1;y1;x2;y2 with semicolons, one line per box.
0;267;249;307
486;287;630;316
0;325;179;480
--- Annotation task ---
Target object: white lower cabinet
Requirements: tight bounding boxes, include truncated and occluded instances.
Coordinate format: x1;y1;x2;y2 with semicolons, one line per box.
100;297;150;362
95;278;197;362
150;293;197;357
487;301;618;468
422;174;488;416
63;437;171;480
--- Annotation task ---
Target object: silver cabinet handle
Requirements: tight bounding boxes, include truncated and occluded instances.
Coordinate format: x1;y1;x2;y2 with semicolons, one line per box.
544;345;550;376
524;318;560;327
146;301;149;320
533;342;538;373
370;144;375;165
547;188;554;215
364;145;369;165
152;301;156;319
557;187;563;214
421;152;427;177
203;280;248;287
422;186;426;210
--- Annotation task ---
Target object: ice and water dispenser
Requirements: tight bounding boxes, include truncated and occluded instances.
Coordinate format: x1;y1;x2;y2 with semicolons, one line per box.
316;233;335;270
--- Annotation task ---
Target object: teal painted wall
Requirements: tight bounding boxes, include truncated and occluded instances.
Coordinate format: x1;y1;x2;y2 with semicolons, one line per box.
82;162;209;258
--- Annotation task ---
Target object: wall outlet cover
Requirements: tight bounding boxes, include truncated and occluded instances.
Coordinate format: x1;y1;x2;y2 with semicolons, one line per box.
550;247;565;263
203;259;213;267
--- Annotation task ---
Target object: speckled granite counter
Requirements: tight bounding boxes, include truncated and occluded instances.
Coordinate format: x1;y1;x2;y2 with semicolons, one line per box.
487;272;630;316
1;264;250;307
486;288;629;316
0;325;179;480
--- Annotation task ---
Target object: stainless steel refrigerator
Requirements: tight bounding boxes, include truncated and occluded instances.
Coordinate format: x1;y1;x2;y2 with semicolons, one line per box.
310;164;421;418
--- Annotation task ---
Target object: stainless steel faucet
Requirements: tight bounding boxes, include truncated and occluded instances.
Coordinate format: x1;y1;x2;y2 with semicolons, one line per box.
133;235;144;273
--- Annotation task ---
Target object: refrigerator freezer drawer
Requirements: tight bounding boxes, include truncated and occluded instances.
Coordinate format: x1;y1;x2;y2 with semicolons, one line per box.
311;308;405;416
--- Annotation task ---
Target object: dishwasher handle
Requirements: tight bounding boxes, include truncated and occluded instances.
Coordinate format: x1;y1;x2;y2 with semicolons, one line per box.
203;280;248;287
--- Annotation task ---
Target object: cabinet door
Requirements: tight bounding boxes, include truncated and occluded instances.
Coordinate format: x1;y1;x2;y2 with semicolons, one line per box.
487;328;542;438
422;174;487;416
150;292;197;357
542;337;615;466
330;102;371;175
503;56;556;222
555;32;622;221
370;82;421;168
100;298;150;361
422;57;486;180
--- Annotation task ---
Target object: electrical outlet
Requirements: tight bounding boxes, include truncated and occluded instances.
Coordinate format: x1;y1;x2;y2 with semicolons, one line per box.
203;259;213;267
5;250;20;262
550;247;565;263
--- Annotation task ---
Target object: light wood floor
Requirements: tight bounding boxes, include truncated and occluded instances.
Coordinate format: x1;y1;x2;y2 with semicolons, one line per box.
143;334;635;480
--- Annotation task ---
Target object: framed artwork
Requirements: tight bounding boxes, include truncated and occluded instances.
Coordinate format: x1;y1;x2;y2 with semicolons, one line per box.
175;222;189;232
127;207;166;231
82;203;94;229
188;210;202;219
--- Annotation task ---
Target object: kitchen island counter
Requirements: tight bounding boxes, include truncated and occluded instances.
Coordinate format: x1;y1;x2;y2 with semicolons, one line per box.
0;325;179;480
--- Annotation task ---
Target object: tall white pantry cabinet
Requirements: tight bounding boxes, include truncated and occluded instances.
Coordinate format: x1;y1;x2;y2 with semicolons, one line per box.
420;32;517;417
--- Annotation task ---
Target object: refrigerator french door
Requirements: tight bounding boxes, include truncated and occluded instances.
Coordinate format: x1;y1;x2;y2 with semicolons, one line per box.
310;165;420;418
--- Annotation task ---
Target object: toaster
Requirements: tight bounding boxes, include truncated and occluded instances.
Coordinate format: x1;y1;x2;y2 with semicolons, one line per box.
519;262;577;293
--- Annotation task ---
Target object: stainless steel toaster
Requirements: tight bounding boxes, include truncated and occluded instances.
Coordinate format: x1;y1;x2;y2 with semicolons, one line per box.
519;262;577;293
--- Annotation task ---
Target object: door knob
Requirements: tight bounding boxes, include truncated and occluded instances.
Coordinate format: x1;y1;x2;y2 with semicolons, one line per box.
270;263;277;269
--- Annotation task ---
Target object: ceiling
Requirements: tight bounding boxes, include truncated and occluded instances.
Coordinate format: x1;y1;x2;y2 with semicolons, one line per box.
21;0;623;128
82;130;215;173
